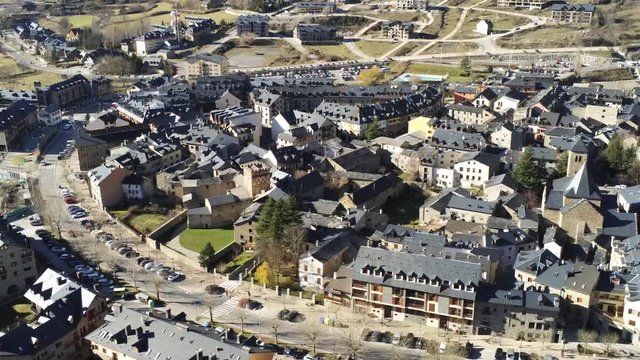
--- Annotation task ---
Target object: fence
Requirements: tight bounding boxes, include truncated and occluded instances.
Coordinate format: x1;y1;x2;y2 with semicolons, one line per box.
227;255;260;281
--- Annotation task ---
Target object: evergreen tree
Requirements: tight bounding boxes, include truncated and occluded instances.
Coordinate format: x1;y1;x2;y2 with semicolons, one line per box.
364;119;384;140
605;134;636;174
198;242;216;272
512;147;547;193
554;151;568;178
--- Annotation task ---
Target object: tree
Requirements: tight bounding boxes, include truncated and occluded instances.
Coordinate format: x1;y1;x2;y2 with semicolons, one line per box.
554;151;568;178
95;56;136;76
460;56;471;73
512;147;547;194
577;329;597;354
303;321;324;354
269;319;283;344
624;160;640;185
236;308;249;332
605;134;635;174
601;331;620;356
358;66;384;85
342;327;364;359
151;275;164;301
238;33;256;47
204;296;217;323
364;119;385;140
58;17;71;32
198;242;216;272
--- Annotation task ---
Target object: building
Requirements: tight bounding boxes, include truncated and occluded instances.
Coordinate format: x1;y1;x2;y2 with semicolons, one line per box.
35;75;92;110
86;307;275;360
236;15;270;37
497;0;550;8
551;4;594;24
185;54;228;78
134;31;167;56
88;161;133;208
446;103;497;125
122;173;153;201
295;1;336;13
293;24;340;44
66;28;83;42
37;105;62;126
0;268;107;360
0;99;38;152
395;0;428;10
76;130;109;171
0;233;37;303
475;19;493;35
454;151;500;189
299;230;365;290
381;21;414;39
352;246;481;332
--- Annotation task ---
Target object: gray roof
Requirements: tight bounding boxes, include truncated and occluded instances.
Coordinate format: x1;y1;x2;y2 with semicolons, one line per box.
514;248;560;276
533;261;599;294
550;3;595;12
618;185;640;205
478;289;561;313
85;308;271;360
448;195;496;215
352;246;481;300
485;173;517;190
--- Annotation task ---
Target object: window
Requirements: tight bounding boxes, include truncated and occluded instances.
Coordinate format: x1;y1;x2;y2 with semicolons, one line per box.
577;297;583;304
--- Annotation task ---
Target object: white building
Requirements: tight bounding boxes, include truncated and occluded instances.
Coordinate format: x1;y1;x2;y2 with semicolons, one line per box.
475;20;493;35
454;151;499;189
38;105;63;126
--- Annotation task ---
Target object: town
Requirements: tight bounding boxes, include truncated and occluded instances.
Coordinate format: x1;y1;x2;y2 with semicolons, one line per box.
0;0;639;359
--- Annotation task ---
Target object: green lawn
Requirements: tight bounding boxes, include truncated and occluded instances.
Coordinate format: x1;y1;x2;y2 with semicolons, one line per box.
0;54;62;90
224;251;256;273
179;228;235;252
111;210;169;234
354;40;397;58
0;299;36;331
406;62;477;82
305;44;357;61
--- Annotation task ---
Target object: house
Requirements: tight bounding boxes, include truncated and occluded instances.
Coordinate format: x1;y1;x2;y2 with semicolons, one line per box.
475;20;493;35
381;21;414;39
234;202;262;249
85;307;275;360
446;195;496;223
327;146;382;173
134;31;167;56
215;90;243;109
490;122;524;150
484;173;518;201
299;230;365;290
494;90;526;114
454;151;500;189
0;234;37;303
236;15;270;37
618;185;640;213
339;173;403;210
0;269;107;360
187;194;252;229
79;48;122;67
293;24;340;44
447;103;497;125
407;116;439;138
88;161;133;208
419;187;472;224
122;173;153;201
184;20;215;42
454;87;479;103
66;28;83;42
475;289;563;341
185;53;228;78
37;105;62;126
551;4;594;24
0;99;38;152
75;129;109;171
352;246;481;331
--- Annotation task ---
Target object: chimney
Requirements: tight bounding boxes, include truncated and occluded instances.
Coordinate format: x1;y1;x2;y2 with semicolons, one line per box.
333;271;337;280
315;240;319;247
126;324;134;335
136;327;144;338
57;277;67;286
196;349;203;360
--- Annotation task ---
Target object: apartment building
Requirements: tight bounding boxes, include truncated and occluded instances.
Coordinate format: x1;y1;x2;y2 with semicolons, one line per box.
295;1;336;13
497;0;550;8
236;15;270;37
551;4;594;24
88;161;133;208
381;21;414;39
0;234;37;303
293;24;340;44
35;74;92;110
76;130;109;171
0;269;107;360
352;246;482;332
395;0;428;10
134;31;167;56
0;99;38;152
185;53;229;78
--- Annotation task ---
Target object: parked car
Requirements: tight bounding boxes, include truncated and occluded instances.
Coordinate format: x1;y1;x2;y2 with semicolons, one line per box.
166;273;183;282
51;246;67;253
246;300;263;310
123;250;138;258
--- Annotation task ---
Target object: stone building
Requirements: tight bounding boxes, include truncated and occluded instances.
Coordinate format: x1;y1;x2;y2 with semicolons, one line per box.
0;234;38;303
293;24;340;44
381;21;414;39
0;99;38;152
236;15;270;37
551;4;594;24
185;54;229;78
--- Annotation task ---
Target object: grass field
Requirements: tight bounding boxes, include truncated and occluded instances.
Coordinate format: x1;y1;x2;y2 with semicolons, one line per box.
305;44;357;61
111;210;169;234
421;42;479;55
406;62;481;82
179;228;235;253
453;9;529;39
0;54;62;90
497;24;589;49
223;251;256;273
0;299;36;330
390;41;420;56
225;40;303;68
354;40;398;58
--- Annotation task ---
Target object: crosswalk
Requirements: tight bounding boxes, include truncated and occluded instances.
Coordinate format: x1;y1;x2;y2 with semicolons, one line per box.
200;281;242;320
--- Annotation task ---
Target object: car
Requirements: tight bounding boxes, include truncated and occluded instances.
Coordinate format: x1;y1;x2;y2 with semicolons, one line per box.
246;300;263;310
140;259;153;267
303;355;319;360
109;242;123;250
256;340;266;348
35;229;49;237
72;212;86;219
59;253;75;260
149;263;165;272
144;262;156;270
64;197;76;204
75;265;91;272
97;278;113;285
117;247;132;255
277;309;290;320
495;348;504;360
136;256;150;265
123;250;138;258
506;349;515;360
284;310;299;322
156;266;171;275
51;246;67;253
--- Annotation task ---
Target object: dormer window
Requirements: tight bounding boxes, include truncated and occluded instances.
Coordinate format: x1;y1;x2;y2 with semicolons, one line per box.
431;279;439;286
466;285;474;292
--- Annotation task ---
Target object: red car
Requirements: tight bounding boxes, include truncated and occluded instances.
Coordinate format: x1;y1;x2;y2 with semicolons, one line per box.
64;197;76;204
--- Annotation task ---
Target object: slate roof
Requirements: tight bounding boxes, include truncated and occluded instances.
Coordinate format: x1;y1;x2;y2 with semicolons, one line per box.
618;185;640;206
533;261;599;294
514;248;560;277
309;229;365;262
485;173;517;190
352;246;481;300
448;195;495;215
477;289;561;313
351;173;400;206
563;163;599;200
0;99;36;130
550;3;595;12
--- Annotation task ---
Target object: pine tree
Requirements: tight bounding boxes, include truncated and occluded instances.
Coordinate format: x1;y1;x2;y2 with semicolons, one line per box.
512;147;547;194
364;119;384;140
554;151;568;178
198;242;216;272
606;134;636;174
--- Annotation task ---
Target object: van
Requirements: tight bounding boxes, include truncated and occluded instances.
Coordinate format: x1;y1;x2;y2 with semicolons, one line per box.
506;349;515;360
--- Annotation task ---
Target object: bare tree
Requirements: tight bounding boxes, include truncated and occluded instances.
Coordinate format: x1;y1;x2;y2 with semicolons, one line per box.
203;296;217;323
129;267;140;291
238;33;256;47
303;321;324;354
342;327;364;359
601;331;620;356
236;308;249;333
268;319;283;344
151;275;164;301
577;329;597;354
